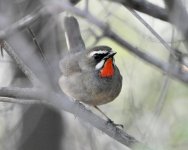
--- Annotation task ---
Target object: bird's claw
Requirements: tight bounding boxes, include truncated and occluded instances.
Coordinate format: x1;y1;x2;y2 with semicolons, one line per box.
106;119;124;128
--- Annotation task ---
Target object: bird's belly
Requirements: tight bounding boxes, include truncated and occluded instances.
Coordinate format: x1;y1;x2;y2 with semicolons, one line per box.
59;71;122;106
82;73;122;105
83;91;115;105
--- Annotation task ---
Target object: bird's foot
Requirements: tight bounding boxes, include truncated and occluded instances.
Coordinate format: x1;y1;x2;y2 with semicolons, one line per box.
106;119;124;128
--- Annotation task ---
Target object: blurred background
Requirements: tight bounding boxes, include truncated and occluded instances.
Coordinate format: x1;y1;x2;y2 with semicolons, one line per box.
0;0;188;150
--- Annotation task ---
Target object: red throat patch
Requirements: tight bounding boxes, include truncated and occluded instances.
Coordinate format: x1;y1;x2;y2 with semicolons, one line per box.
99;58;114;78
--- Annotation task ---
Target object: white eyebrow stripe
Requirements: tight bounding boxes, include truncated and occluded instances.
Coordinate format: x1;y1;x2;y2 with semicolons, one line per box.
88;50;108;57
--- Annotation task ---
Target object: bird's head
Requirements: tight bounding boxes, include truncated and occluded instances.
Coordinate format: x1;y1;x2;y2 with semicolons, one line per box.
86;46;116;78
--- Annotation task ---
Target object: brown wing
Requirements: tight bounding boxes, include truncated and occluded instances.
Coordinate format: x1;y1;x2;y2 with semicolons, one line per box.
59;53;82;76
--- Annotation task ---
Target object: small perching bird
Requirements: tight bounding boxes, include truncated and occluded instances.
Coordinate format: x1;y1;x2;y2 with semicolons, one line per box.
59;16;122;126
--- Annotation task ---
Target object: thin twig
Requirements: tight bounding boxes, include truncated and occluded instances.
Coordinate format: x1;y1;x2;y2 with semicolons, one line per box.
142;27;176;145
87;28;103;46
127;8;176;58
27;27;46;61
153;28;176;117
27;27;56;80
154;76;170;116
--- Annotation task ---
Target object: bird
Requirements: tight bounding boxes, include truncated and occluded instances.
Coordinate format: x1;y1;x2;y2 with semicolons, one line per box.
59;45;122;124
59;16;122;126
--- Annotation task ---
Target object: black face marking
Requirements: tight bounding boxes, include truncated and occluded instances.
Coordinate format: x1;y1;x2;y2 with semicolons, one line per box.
94;53;109;62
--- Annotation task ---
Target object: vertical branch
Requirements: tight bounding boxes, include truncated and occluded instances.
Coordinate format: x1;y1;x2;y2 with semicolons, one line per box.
2;41;42;87
164;0;188;47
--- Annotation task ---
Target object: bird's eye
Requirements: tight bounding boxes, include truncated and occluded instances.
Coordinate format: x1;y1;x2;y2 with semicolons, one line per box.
94;53;108;61
94;54;100;60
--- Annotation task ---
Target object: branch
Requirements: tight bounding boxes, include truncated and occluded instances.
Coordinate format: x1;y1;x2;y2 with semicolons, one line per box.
0;1;168;42
0;0;80;40
164;0;188;45
0;9;42;40
0;2;184;147
0;97;41;104
0;87;144;149
58;1;188;83
127;8;176;58
2;41;42;87
2;1;183;83
109;0;168;22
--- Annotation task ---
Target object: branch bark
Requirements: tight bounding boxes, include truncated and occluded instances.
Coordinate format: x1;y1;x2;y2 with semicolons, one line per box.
0;97;41;104
164;0;188;45
59;1;188;83
2;41;42;87
0;0;80;39
0;1;186;148
0;87;143;148
109;0;168;22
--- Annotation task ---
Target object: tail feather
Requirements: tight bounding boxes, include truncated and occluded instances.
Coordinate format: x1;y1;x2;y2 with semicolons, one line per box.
64;16;85;52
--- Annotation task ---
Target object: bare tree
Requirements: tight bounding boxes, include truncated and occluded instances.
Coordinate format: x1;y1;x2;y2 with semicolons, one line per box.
0;0;188;150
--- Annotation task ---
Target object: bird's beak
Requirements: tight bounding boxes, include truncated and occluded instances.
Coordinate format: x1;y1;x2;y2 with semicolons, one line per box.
108;51;116;57
103;51;116;60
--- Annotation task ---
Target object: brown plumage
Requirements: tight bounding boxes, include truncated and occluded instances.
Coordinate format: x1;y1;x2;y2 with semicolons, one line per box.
59;46;122;106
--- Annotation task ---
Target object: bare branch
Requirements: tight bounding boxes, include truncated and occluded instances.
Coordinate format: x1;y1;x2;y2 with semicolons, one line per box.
127;8;176;58
0;0;80;40
58;1;188;83
0;97;41;104
1;1;184;83
2;41;42;87
0;2;185;148
0;3;180;83
27;27;46;61
164;0;188;46
154;75;170;116
109;0;168;22
0;87;144;148
0;9;42;40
